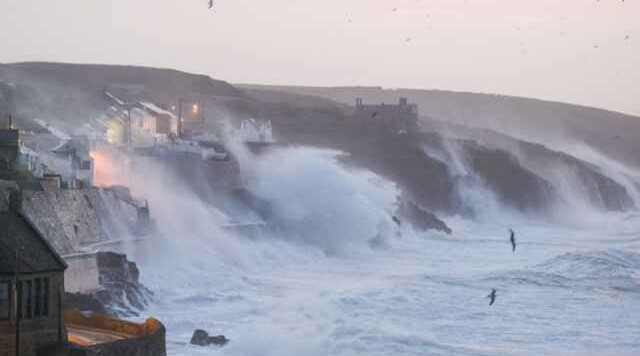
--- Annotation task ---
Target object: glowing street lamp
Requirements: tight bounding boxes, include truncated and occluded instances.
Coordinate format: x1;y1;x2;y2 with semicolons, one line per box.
192;103;199;115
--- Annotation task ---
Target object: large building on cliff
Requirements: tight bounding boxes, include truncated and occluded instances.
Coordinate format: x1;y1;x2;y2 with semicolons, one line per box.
353;97;419;134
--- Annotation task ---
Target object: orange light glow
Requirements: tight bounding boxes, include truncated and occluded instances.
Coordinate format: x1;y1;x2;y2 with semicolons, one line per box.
90;149;125;187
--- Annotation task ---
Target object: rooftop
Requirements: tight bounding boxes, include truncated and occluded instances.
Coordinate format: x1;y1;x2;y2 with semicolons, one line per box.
0;180;67;274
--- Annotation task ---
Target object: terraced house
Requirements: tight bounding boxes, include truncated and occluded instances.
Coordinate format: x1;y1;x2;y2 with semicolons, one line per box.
0;182;67;356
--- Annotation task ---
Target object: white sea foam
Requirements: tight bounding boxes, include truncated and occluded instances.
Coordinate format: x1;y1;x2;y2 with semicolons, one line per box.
107;145;640;356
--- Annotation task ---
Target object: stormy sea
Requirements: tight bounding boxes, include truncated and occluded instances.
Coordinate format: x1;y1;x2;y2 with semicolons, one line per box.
109;144;640;356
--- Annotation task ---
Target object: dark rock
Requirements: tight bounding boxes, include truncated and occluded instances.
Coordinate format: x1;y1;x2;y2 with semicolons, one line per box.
209;335;230;346
190;329;229;347
92;252;153;317
190;329;210;346
396;199;452;234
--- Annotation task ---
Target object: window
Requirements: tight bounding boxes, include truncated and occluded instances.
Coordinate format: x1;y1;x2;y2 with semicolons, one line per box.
17;281;22;318
43;278;49;317
0;282;8;300
25;280;32;318
0;281;10;319
34;278;42;317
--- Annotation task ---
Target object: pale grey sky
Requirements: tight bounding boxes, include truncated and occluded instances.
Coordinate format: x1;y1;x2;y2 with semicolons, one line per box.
1;0;638;115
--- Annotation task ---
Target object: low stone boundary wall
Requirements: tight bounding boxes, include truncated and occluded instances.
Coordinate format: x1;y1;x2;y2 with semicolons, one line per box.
65;310;166;356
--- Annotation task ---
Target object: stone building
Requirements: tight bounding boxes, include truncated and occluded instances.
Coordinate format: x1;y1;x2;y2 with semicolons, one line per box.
128;102;179;146
0;182;68;356
0;126;19;172
50;138;94;188
353;97;418;134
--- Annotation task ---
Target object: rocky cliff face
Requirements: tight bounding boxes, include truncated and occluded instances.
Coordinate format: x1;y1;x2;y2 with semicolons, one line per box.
93;252;153;317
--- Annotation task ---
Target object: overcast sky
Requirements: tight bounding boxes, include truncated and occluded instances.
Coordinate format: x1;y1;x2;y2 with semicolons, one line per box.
1;0;638;115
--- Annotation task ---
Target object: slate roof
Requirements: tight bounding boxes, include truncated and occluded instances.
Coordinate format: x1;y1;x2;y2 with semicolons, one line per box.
0;183;67;274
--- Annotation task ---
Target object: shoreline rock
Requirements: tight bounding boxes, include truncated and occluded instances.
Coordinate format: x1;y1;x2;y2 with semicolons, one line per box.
190;329;229;347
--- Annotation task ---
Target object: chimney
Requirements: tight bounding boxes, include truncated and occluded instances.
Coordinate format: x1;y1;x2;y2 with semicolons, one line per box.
399;97;408;106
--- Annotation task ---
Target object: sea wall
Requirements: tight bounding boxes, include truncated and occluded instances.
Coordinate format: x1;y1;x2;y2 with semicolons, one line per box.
22;187;108;254
65;310;166;356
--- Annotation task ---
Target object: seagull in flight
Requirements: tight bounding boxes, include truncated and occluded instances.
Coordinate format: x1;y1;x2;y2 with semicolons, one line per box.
209;0;214;9
509;228;516;252
487;288;497;306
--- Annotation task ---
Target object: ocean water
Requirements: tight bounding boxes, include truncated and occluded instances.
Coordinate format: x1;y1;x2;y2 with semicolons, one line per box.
117;147;640;356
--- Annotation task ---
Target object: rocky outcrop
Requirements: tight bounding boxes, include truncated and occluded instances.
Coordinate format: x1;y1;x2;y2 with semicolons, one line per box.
65;252;153;317
92;252;153;317
464;144;556;212
190;330;229;347
395;199;452;234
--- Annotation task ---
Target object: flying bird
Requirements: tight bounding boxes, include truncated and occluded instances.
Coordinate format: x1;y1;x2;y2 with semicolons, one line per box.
371;111;378;118
392;215;401;226
392;8;398;12
509;228;516;252
487;288;497;306
625;35;630;40
208;0;214;9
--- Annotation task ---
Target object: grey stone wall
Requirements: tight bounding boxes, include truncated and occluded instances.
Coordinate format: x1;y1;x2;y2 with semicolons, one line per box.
22;188;110;254
67;328;166;356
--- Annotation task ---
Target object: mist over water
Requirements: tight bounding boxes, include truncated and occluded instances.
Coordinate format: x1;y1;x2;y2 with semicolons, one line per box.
99;141;640;356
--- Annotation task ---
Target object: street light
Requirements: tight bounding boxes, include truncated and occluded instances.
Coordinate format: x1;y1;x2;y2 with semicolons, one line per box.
192;103;199;115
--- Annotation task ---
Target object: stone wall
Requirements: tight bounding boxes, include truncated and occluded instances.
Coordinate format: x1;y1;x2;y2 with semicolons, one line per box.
65;310;166;356
22;188;108;254
64;254;101;294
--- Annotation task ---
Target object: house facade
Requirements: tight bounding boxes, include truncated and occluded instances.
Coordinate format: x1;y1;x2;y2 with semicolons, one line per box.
0;182;67;356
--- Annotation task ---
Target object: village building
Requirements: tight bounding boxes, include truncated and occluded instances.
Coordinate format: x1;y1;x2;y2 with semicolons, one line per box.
353;97;419;134
0;182;68;356
0;124;19;172
50;138;94;188
119;102;178;147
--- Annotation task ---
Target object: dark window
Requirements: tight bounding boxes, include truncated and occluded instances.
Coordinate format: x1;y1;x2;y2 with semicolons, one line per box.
43;278;49;316
35;278;42;317
81;160;91;170
17;281;22;318
0;281;9;319
25;280;32;318
0;281;8;300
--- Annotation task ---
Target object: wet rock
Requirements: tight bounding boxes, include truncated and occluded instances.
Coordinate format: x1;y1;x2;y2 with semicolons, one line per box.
190;329;229;347
93;252;153;317
396;199;452;234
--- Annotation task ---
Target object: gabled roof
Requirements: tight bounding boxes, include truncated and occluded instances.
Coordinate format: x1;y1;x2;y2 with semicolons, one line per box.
51;139;76;154
139;102;178;119
0;184;67;274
